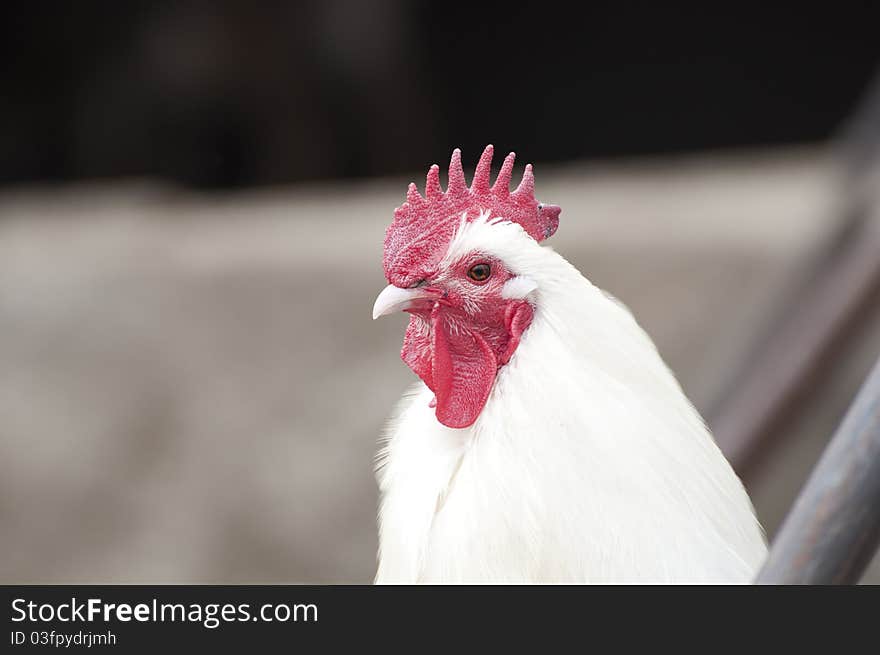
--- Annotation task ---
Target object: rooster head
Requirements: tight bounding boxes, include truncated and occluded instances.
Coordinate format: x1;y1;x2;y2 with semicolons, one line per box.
373;145;562;428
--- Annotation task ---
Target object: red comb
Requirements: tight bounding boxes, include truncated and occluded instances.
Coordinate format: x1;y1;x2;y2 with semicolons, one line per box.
383;145;561;287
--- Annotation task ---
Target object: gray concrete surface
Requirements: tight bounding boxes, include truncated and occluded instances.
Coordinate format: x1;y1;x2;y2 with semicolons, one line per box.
1;146;876;583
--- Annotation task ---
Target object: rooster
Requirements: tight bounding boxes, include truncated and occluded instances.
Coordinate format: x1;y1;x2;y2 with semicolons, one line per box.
371;145;767;583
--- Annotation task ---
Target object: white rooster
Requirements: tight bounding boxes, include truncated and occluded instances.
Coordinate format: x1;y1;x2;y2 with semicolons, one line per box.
372;145;767;583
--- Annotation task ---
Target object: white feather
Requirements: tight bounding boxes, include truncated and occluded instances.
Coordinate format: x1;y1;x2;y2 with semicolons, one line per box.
376;216;767;583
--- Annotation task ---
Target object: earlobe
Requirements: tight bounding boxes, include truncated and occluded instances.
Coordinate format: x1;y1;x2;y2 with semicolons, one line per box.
501;276;538;300
500;301;534;365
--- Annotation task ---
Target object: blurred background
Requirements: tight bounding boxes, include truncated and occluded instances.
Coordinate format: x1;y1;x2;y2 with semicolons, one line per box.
2;2;880;582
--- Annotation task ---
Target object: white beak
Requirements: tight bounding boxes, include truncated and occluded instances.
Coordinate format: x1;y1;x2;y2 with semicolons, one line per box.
372;284;435;320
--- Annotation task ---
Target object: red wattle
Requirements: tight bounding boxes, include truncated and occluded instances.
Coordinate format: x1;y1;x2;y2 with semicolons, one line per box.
402;317;434;390
400;299;534;429
430;306;498;429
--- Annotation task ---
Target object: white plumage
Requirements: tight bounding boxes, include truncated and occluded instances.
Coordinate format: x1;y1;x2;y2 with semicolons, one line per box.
374;214;767;583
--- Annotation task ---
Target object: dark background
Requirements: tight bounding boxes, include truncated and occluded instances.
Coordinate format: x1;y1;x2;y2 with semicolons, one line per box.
3;2;880;190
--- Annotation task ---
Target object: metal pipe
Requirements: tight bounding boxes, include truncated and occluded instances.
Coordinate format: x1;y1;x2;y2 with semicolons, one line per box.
708;70;880;477
710;215;880;474
755;356;880;584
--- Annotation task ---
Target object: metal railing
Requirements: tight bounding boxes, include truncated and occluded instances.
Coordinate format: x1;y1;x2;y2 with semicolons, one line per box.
756;356;880;583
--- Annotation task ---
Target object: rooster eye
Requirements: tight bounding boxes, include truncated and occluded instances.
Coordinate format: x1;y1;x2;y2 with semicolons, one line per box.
467;263;491;283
